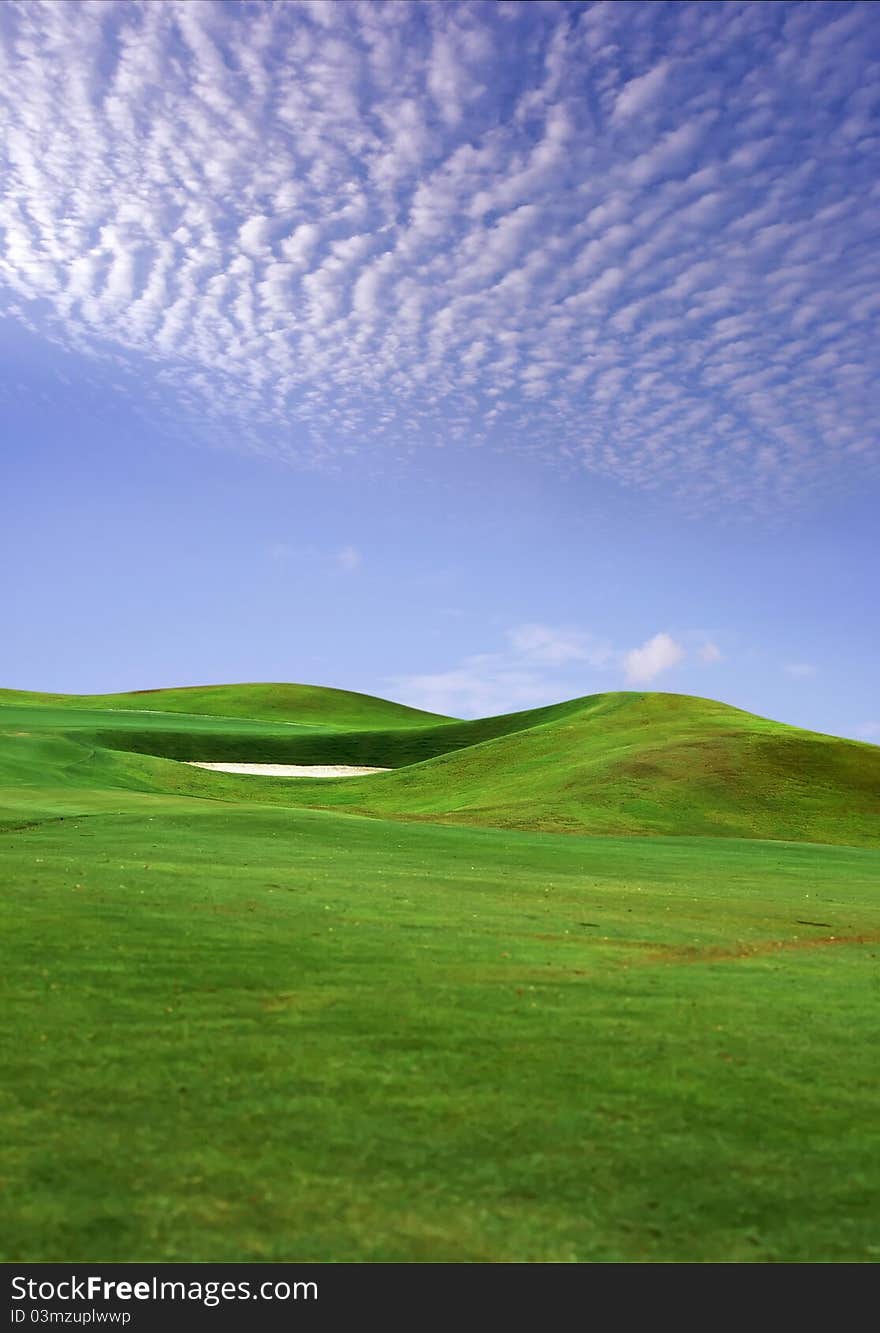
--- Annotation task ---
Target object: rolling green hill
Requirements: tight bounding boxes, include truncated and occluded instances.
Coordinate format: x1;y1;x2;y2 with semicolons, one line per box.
3;680;880;1261
0;681;455;771
0;688;591;768
294;691;880;846
2;685;877;847
0;681;451;730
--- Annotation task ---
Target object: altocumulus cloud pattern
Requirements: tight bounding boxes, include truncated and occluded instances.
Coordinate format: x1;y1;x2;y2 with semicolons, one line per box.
1;0;879;510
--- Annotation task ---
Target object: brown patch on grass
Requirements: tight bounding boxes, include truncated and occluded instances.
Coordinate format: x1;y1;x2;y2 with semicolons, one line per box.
646;931;880;966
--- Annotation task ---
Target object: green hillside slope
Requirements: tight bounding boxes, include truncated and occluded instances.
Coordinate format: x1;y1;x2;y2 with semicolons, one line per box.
3;681;880;1259
5;805;879;1261
0;682;451;730
2;686;878;847
0;687;601;771
36;694;593;767
284;692;880;846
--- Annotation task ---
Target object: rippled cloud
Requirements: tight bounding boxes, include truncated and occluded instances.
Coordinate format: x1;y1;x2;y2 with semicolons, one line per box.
2;0;879;510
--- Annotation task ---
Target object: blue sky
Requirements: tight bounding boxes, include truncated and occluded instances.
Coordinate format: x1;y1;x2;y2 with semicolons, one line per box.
1;0;878;740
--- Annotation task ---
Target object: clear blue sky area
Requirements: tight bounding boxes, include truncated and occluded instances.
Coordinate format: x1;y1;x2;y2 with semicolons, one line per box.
1;2;877;741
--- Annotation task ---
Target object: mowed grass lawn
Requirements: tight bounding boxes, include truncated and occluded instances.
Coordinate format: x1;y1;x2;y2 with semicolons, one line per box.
2;803;879;1262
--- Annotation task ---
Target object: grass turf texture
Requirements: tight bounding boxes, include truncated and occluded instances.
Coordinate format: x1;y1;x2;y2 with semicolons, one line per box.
2;683;879;1261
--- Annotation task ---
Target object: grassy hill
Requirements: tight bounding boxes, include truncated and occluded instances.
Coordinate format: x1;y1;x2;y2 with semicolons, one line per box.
0;682;451;729
0;690;595;769
3;802;879;1262
0;681;455;770
291;691;880;846
3;680;880;1261
2;685;878;846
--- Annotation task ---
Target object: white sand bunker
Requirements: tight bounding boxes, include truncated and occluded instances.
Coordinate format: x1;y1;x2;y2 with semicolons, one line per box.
186;761;389;778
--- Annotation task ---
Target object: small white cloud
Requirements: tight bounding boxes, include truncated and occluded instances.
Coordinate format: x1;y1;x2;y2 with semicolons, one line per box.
239;215;272;257
623;632;685;685
784;663;816;678
280;222;321;267
856;721;880;740
699;641;723;663
612;61;671;123
390;621;615;718
388;660;557;719
335;544;361;573
506;623;612;668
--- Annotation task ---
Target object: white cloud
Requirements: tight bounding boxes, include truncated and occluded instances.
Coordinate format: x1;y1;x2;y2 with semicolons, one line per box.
389;658;558;720
784;662;816;678
335;544;361;573
0;1;877;510
280;223;321;267
268;540;294;563
392;621;704;715
390;621;615;718
239;215;272;257
699;641;723;663
623;633;686;685
612;61;672;123
856;722;880;742
267;540;361;574
506;623;612;668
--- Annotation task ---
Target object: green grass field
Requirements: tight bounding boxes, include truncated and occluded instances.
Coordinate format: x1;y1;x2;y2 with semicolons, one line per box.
2;683;878;1261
